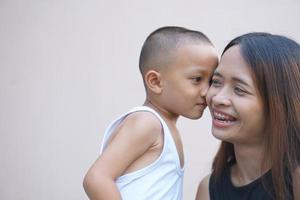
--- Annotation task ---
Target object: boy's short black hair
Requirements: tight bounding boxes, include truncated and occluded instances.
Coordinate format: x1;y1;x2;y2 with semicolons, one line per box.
139;26;213;75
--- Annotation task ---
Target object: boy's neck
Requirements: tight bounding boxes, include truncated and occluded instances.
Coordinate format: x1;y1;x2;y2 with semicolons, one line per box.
143;100;179;124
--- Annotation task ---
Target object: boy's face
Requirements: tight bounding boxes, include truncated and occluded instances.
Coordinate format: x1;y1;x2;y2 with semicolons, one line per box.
160;43;218;119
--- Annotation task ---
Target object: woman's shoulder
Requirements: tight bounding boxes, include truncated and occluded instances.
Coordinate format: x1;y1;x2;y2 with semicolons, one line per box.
293;166;300;199
195;174;211;200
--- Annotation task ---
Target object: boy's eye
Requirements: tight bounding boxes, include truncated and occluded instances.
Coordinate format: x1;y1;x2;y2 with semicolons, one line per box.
192;77;202;83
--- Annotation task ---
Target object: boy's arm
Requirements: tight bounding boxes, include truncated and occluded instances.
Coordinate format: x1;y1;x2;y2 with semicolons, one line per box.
195;174;211;200
83;112;162;200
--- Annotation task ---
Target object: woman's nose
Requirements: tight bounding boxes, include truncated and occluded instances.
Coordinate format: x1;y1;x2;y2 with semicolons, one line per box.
211;88;231;106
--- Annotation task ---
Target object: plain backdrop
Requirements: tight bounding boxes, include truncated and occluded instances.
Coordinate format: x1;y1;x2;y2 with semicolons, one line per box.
1;0;300;199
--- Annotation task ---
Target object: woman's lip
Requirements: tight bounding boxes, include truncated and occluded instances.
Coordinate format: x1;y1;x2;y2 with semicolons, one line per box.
212;109;237;119
211;108;238;128
212;118;236;128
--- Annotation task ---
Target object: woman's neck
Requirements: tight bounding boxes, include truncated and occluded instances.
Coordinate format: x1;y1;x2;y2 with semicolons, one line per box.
231;143;271;186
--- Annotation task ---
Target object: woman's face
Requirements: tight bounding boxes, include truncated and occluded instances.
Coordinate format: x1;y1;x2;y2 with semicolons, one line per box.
206;45;265;145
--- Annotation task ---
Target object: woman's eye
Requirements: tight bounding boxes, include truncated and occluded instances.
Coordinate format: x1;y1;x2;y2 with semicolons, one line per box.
234;87;246;95
210;79;221;86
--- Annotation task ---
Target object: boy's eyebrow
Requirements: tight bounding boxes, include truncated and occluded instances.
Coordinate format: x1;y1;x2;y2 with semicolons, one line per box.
189;66;206;72
189;67;212;74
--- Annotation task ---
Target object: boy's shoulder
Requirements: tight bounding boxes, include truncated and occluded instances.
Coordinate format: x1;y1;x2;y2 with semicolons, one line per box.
122;111;162;133
115;110;163;141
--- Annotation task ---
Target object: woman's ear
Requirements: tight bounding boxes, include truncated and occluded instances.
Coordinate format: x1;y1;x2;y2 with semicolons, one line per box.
144;70;163;94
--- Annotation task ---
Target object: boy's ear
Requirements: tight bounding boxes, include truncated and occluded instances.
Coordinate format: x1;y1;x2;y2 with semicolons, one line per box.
145;70;163;94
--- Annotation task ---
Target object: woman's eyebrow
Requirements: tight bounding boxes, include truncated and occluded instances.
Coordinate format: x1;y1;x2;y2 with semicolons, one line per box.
232;77;251;87
213;71;223;78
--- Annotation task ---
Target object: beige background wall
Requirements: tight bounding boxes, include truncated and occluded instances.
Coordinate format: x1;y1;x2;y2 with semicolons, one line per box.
1;0;300;199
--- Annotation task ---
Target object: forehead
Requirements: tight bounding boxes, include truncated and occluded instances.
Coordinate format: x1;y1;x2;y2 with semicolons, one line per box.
216;46;254;84
167;44;218;74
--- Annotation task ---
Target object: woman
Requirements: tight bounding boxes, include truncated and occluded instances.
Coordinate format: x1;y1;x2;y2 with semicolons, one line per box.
196;33;300;200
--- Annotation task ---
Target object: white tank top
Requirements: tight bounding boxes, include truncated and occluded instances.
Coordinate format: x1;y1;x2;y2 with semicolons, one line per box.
100;106;184;200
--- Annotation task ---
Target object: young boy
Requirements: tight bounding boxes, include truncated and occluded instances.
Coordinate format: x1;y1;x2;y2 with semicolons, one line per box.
83;26;218;200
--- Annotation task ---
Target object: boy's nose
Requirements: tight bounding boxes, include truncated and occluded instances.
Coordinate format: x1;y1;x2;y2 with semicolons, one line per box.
199;83;209;97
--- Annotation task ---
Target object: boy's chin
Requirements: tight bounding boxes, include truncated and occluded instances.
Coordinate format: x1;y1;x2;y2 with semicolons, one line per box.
184;111;204;120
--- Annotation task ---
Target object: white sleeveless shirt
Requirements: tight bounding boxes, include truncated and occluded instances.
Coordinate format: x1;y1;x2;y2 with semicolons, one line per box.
100;106;184;200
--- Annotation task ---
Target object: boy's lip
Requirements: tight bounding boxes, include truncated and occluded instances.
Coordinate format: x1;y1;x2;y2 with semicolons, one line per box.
196;102;207;107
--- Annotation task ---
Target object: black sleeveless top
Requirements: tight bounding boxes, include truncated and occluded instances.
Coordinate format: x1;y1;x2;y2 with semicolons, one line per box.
209;163;293;200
